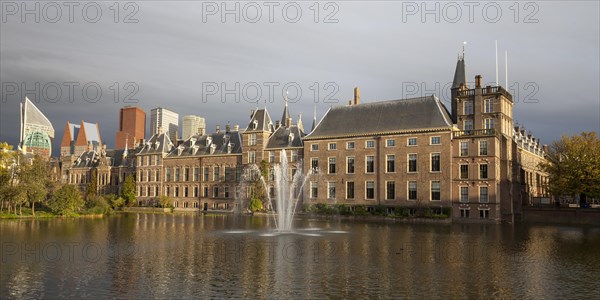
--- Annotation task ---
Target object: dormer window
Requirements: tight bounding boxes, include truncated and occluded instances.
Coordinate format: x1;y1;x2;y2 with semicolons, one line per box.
190;138;196;147
154;142;160;149
206;137;213;147
288;133;295;144
210;144;216;154
252;120;258;130
227;143;233;154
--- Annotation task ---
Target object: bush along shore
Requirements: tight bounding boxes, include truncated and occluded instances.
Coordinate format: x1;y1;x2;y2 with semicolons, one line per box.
302;204;451;222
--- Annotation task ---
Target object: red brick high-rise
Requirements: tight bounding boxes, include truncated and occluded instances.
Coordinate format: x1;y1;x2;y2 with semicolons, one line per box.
115;106;146;149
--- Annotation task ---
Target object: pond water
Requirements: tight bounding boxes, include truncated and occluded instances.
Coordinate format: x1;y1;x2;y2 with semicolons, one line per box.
1;213;599;299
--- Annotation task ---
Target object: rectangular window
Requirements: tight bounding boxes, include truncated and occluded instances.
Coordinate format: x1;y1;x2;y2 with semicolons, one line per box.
479;209;490;219
175;187;179;197
408;154;417;173
460;164;469;179
484;98;493;113
311;144;319;151
203;186;208;197
194;186;199;197
248;151;256;164
203;167;209;181
366;156;375;173
155;155;159;165
479;140;488;156
480;164;488;179
291;150;298;162
464;101;473;114
386;155;395;173
431;153;441;172
184;167;190;182
366;140;375;148
386;181;395;200
366;181;375;199
166;168;171;182
184;187;189;197
484;118;494;130
347;156;355;174
346;141;355;149
328;157;336;174
214;166;221;181
328;143;337;150
464;119;473;132
213;186;219;198
460;209;470;218
269;151;275;163
166;187;170;197
479;187;489;203
431;181;441;201
346;181;355;199
460;141;469;156
407;138;417;146
311;158;319;173
249;133;257;146
327;182;336;199
460;187;469;203
386;139;395;147
310;181;318;198
430;136;441;145
194;167;200;181
224;187;229;198
175;168;180;182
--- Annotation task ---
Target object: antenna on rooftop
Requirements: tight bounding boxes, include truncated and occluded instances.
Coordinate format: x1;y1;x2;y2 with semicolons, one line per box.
495;40;499;86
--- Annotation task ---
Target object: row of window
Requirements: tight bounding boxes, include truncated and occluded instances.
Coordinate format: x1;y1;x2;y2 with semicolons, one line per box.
141;166;242;183
311;136;443;152
137;185;233;199
462;99;495;115
137;155;161;167
312;153;442;174
460;140;489;156
459;208;490;219
462;119;494;131
460;164;489;180
309;181;490;203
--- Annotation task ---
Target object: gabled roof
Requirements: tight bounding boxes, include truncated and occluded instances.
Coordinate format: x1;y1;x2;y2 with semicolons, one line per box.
266;125;305;149
166;131;243;157
137;132;174;154
304;96;453;140
245;108;274;132
72;149;129;168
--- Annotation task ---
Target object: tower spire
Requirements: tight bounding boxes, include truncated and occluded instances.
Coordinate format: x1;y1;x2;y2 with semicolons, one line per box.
311;105;317;132
281;90;290;126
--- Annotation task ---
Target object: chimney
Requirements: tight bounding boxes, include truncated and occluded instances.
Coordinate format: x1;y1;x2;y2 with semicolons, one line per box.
233;124;239;131
275;120;281;129
157;126;162;134
348;100;352;106
216;125;220;133
475;75;482;88
226;123;230;133
199;128;205;135
354;87;360;105
286;117;292;128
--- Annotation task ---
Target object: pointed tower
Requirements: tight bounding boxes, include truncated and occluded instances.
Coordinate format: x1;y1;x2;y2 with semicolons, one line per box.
297;113;304;133
451;44;468;123
281;91;290;127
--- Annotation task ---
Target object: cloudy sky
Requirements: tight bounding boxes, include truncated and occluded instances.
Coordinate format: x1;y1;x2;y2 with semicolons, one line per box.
1;1;598;155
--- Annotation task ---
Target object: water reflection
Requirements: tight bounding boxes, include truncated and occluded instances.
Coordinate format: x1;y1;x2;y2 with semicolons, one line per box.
1;214;600;298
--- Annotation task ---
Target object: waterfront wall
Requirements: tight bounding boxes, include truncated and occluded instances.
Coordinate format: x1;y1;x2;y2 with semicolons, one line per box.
521;207;600;225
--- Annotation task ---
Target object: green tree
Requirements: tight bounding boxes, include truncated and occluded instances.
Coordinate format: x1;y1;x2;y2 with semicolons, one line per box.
19;154;49;216
47;184;84;215
540;132;600;201
85;169;98;201
0;143;17;213
122;174;136;207
159;195;172;208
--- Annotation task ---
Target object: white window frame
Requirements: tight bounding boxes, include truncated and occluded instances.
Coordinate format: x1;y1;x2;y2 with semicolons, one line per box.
408;181;417;201
366;140;375;149
311;144;319;151
346;141;355;149
385;181;395;200
386;139;396;147
365;181;375;200
430;136;441;145
430;181;441;201
365;155;375;173
327;181;336;199
328;143;337;150
386;154;395;173
407;137;417;146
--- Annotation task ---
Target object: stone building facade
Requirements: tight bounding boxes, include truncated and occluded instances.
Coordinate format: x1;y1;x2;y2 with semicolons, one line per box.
57;55;548;223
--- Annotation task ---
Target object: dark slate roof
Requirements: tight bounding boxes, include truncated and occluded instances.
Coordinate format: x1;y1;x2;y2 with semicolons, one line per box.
266;125;305;149
137;133;174;154
305;96;453;140
73;151;98;168
245;109;274;132
452;58;468;89
165;131;243;158
72;149;130;168
281;102;290;124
